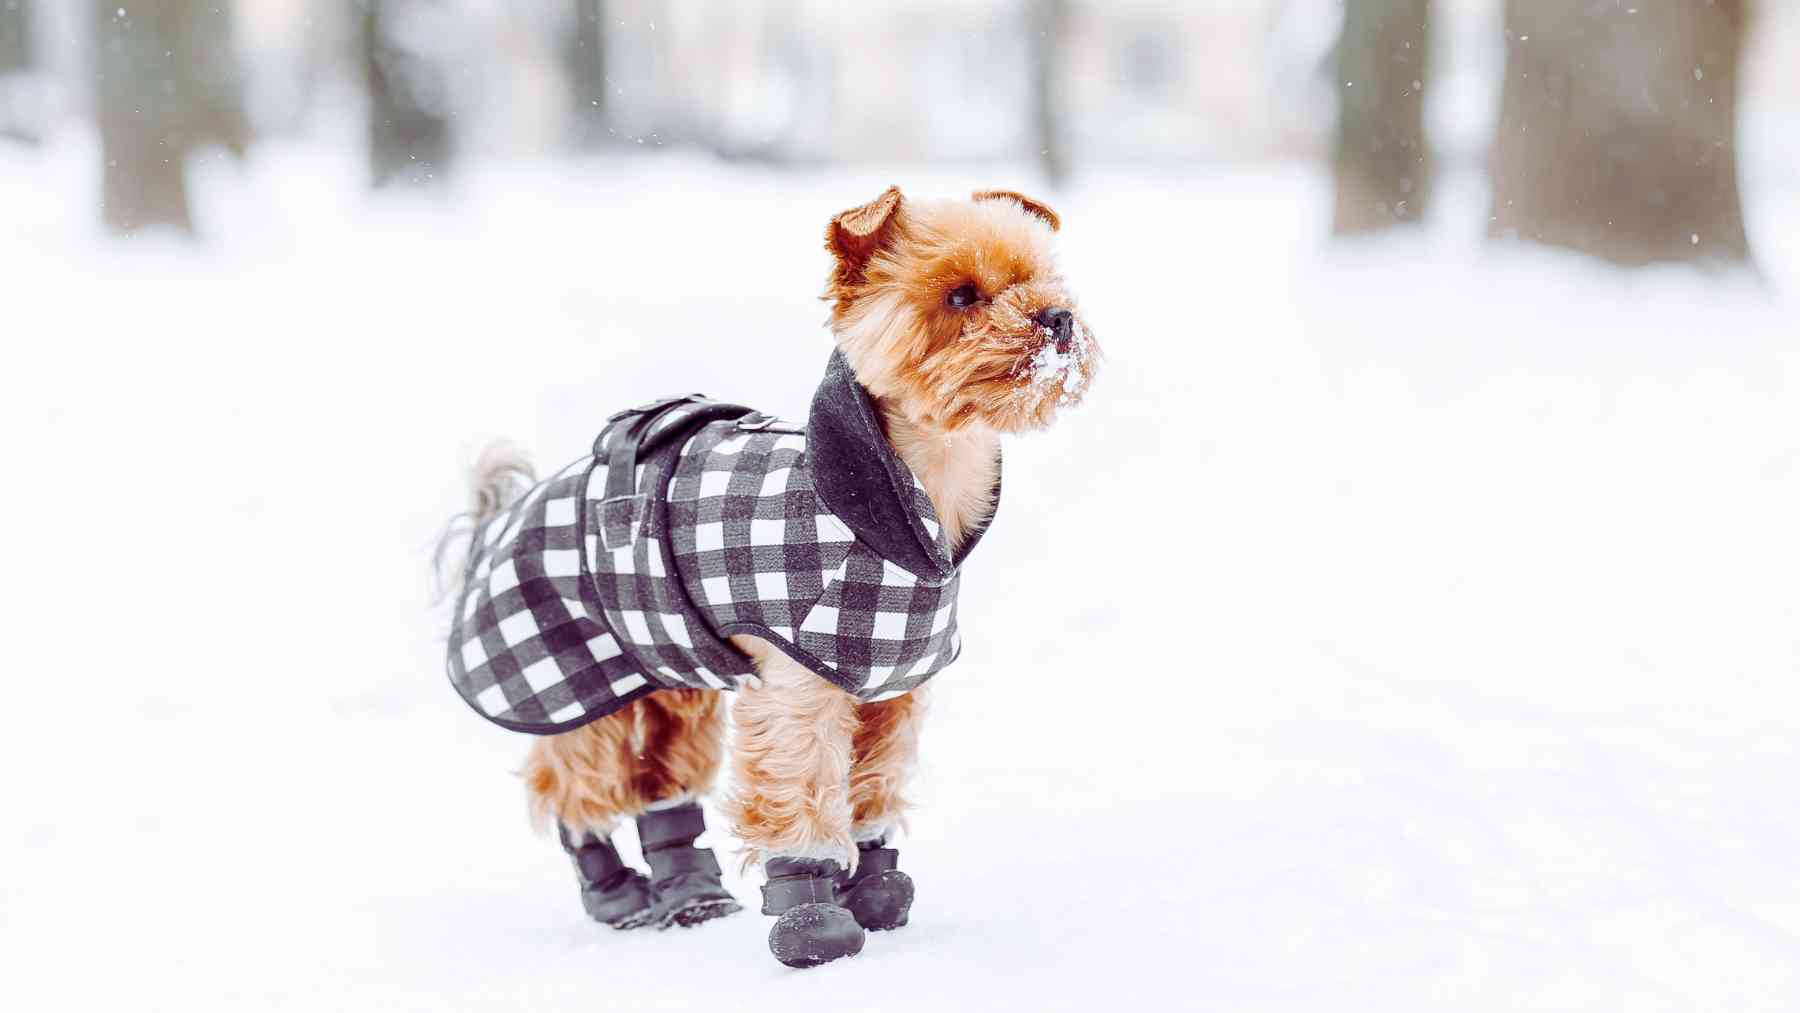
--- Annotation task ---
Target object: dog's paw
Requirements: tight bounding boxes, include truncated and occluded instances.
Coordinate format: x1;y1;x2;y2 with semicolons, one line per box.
840;869;913;932
768;902;865;968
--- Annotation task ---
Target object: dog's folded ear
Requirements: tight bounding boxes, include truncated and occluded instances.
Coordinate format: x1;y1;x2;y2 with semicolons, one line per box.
972;189;1061;232
826;186;904;283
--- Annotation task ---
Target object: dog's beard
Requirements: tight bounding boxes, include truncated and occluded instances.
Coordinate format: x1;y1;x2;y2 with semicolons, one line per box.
839;292;1097;434
938;300;1096;434
926;350;1090;433
1003;315;1095;429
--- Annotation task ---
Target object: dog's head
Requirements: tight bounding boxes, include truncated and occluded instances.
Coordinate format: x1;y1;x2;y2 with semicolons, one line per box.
823;186;1097;434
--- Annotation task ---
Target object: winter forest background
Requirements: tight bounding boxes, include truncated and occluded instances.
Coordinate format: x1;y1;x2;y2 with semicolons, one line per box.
4;2;1798;1011
1;0;1798;251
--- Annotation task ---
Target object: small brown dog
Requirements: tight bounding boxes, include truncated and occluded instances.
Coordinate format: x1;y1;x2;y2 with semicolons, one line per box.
446;186;1095;968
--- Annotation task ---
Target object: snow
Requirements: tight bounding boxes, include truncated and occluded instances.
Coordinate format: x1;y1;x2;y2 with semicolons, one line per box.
2;129;1798;1011
1022;318;1093;407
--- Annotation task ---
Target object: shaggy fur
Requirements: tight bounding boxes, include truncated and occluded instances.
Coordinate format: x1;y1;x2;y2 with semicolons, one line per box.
522;689;726;841
828;189;1096;435
517;186;1096;870
723;637;862;866
848;689;927;840
432;442;535;602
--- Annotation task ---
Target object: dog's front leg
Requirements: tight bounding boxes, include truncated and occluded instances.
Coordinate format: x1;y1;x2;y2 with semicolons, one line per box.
849;689;926;841
726;648;858;865
833;691;925;932
725;641;866;966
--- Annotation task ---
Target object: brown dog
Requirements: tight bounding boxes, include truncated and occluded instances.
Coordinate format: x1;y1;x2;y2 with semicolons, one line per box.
468;186;1095;966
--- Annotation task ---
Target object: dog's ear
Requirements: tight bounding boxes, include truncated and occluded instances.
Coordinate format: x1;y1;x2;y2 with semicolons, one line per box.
826;186;904;283
972;189;1061;232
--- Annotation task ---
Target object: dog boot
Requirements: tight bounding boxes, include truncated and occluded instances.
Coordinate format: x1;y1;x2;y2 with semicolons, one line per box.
618;802;742;929
835;838;914;931
559;825;652;928
762;857;865;968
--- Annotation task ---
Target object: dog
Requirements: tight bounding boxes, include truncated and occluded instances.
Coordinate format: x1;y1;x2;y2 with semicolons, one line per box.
441;186;1096;967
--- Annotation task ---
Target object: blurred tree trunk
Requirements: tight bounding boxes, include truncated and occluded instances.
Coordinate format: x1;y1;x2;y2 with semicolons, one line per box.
0;1;28;74
1027;0;1070;188
93;1;250;234
567;0;607;147
360;0;451;186
0;0;32;143
1332;0;1432;233
1488;0;1752;266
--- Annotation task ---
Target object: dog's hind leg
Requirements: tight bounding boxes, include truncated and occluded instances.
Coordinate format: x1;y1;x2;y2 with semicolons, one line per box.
525;705;654;926
524;704;647;841
522;690;739;928
616;690;741;928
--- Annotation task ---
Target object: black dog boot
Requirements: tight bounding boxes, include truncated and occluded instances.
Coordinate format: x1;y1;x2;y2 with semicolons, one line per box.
836;838;914;931
559;825;652;928
619;802;742;929
762;857;865;968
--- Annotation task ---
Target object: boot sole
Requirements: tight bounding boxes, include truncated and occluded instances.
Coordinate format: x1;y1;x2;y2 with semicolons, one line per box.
663;897;743;929
610;896;741;931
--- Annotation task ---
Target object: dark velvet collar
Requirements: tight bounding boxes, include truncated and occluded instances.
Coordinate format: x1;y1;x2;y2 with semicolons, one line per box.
806;350;1000;581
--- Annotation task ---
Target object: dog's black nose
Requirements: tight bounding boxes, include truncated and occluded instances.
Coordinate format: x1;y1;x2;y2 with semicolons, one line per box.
1034;307;1075;353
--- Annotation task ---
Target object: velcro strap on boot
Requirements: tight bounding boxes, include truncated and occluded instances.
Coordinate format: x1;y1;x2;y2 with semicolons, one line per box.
636;804;708;851
760;872;841;915
645;843;722;882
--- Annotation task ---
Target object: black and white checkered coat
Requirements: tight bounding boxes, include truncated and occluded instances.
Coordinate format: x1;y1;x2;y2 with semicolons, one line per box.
446;352;997;735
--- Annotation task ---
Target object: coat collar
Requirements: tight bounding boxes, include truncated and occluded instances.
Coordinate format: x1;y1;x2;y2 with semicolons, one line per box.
806;350;999;581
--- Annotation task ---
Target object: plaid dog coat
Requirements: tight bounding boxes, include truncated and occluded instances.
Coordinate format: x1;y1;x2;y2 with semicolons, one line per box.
447;351;998;734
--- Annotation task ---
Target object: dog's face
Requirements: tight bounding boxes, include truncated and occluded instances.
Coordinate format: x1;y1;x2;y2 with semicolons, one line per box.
824;187;1097;434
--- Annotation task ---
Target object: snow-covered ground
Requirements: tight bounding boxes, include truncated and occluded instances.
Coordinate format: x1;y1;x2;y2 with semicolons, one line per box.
3;131;1798;1011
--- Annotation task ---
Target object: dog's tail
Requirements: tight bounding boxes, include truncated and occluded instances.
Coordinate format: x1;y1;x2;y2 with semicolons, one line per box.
431;441;536;603
464;440;536;523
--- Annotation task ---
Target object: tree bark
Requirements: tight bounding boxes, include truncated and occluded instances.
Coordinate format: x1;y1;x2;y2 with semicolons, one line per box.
1332;0;1432;234
0;0;32;143
1028;0;1070;188
93;1;250;234
567;0;607;147
0;0;29;74
361;0;451;186
1488;0;1751;266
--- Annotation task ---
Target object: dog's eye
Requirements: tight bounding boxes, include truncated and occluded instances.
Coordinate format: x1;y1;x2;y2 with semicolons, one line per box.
946;284;980;309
